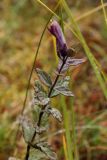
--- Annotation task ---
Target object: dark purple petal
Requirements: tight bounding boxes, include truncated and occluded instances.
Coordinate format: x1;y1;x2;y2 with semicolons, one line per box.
49;20;67;58
49;20;66;46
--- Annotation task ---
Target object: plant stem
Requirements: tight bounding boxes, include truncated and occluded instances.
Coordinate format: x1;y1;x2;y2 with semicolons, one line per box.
48;57;67;97
25;56;68;160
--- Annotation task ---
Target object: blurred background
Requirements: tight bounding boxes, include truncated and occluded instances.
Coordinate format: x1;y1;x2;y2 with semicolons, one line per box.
0;0;107;159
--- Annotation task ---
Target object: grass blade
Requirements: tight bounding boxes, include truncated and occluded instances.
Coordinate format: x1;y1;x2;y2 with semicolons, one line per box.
62;0;107;99
61;96;74;160
101;0;107;26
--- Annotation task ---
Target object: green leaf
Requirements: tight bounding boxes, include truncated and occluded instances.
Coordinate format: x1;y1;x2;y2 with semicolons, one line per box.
35;125;47;134
48;107;62;122
36;142;57;160
34;81;50;106
21;117;35;143
34;80;46;93
58;58;86;73
32;105;41;122
55;76;70;88
36;68;52;87
66;57;87;66
50;89;60;98
55;86;74;97
33;105;49;129
40;111;49;128
29;149;47;160
50;76;70;98
34;95;50;106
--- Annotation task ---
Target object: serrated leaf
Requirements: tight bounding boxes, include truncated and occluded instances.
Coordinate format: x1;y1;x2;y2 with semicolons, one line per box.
29;149;47;160
36;68;52;87
34;96;50;106
34;81;50;106
55;76;70;88
50;76;70;98
48;108;62;122
58;57;86;73
66;57;87;66
36;142;57;160
32;105;41;122
55;86;74;97
50;89;60;98
62;76;70;87
21;117;35;143
41;111;49;128
34;80;45;93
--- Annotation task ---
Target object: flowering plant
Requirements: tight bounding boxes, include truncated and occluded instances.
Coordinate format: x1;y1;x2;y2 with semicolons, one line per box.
21;20;86;160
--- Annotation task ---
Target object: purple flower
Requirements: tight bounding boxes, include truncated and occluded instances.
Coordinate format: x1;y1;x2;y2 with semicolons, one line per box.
48;20;68;59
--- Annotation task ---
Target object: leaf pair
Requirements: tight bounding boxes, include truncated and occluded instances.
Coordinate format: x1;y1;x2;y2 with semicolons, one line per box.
46;106;62;122
30;142;57;160
51;76;74;97
21;117;35;143
36;68;52;87
36;68;74;98
55;86;74;97
58;57;87;73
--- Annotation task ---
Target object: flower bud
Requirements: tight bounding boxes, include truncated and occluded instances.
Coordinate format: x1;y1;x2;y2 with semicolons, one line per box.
48;20;67;58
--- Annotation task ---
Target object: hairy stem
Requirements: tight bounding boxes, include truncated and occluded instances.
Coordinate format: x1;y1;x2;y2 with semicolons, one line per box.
25;56;68;160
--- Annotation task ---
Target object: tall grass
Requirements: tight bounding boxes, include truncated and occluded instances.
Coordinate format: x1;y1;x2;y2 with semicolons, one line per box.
76;2;107;21
63;135;69;160
61;0;107;99
101;0;107;26
36;0;80;40
70;97;79;160
61;96;74;160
